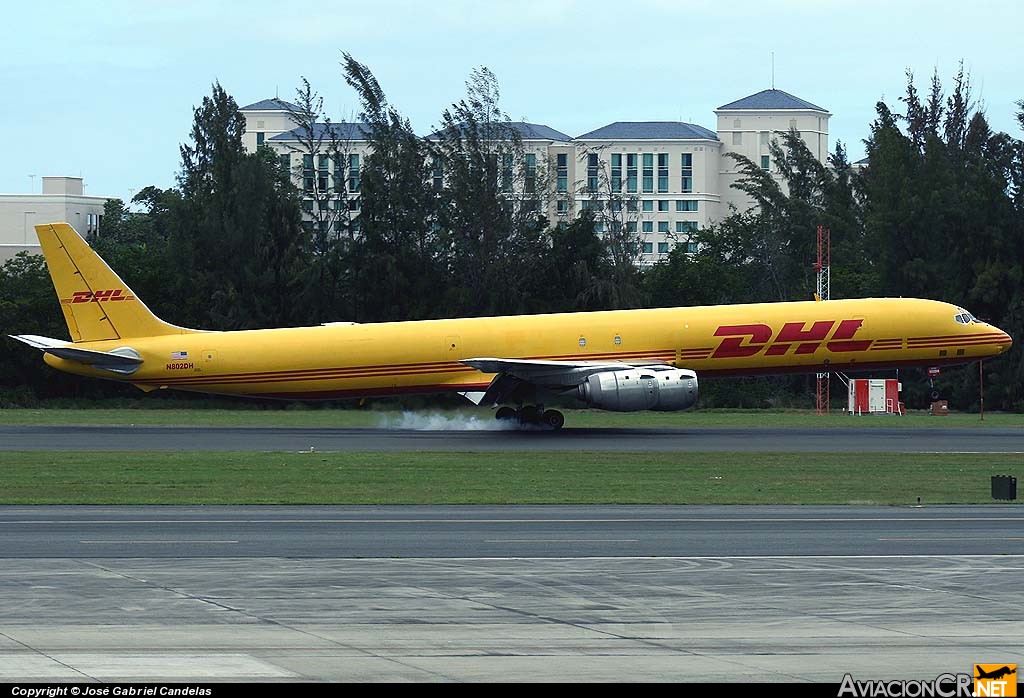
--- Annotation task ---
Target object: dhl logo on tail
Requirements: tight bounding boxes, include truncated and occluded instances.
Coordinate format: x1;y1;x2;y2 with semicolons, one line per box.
63;289;134;304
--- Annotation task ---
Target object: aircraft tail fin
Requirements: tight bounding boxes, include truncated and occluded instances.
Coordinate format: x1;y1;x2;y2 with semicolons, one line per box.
34;222;193;342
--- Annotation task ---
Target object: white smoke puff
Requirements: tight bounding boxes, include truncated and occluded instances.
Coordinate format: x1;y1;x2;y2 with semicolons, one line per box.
377;411;531;431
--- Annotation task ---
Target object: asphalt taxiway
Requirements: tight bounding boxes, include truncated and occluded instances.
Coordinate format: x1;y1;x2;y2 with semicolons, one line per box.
2;505;1023;558
2;425;1021;452
1;505;1022;682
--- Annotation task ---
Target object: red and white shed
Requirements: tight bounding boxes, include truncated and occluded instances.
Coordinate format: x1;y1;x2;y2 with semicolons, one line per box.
848;379;903;415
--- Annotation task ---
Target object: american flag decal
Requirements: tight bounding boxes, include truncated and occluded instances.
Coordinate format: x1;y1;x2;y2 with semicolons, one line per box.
171;351;188;360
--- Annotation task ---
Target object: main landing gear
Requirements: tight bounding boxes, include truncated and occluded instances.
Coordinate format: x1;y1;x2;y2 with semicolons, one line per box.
495;405;565;430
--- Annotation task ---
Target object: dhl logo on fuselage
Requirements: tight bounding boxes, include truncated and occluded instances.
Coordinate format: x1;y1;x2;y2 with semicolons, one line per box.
712;319;868;358
62;289;134;304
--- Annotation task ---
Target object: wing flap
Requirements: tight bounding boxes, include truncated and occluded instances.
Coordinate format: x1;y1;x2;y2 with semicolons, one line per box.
460;357;676;388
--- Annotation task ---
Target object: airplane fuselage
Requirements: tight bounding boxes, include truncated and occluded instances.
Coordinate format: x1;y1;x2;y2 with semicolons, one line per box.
45;297;1013;400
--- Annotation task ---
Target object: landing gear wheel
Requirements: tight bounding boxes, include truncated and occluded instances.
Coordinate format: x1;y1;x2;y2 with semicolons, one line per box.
518;405;542;425
541;409;565;430
495;406;517;421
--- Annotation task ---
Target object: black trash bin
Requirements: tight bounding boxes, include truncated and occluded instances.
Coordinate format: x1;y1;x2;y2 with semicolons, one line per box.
991;475;1018;501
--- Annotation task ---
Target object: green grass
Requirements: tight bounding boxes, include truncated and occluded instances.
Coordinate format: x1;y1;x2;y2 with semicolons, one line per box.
0;407;1019;428
0;451;1019;505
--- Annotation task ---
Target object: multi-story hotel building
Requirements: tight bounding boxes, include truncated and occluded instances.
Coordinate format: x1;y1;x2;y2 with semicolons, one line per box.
241;88;830;263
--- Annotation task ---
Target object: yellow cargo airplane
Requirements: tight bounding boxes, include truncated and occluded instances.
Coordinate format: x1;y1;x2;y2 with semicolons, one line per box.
10;223;1013;429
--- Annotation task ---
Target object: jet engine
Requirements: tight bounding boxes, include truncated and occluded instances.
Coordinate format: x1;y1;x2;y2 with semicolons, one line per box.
576;368;698;412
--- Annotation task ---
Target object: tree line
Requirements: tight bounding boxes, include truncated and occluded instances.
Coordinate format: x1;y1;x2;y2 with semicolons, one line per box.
1;58;1022;410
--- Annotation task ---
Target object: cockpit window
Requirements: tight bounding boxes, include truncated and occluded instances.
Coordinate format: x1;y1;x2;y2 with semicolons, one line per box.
954;308;977;324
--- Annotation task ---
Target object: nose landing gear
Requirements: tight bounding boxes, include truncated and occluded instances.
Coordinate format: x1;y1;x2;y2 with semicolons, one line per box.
495;405;565;430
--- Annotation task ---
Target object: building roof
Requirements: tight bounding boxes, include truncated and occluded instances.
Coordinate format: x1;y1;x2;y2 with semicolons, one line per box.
575;122;719;141
717;89;826;112
426;121;573;142
240;98;300;111
269;122;374;142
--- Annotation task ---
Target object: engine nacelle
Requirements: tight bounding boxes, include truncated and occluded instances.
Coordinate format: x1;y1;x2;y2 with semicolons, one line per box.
577;368;698;412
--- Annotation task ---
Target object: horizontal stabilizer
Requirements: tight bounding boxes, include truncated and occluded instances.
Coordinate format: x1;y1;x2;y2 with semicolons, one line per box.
9;334;142;375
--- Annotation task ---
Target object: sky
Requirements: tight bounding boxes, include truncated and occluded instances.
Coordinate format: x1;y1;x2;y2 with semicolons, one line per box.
3;0;1022;202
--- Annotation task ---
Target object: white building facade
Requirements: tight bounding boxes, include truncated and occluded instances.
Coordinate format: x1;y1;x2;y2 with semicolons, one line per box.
0;177;112;263
240;89;830;262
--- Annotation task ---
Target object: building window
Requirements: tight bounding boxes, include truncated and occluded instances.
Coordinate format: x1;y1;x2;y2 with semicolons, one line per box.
642;153;654;193
627;221;637;233
302;200;313;212
502;154;513;193
256;132;265;146
587;153;599;193
642;200;653;212
556;199;568;214
676;221;698;234
303;154;314;191
676;200;698;212
348;154;360;192
642;242;653;254
626;198;637;212
732;132;742;146
279;154;290;171
642;221;653;233
681;154;693;193
684;240;698;253
611;154;622;193
657;153;669;192
733;119;741;129
760;131;769;146
761;155;770;170
317;157;329;191
658;200;669;212
525;153;536;194
433;157;443;190
657;221;669;233
556;153;568;193
626;154;637;193
658;242;669;253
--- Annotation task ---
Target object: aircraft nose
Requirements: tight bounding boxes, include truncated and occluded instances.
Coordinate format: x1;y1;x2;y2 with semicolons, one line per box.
992;325;1012;352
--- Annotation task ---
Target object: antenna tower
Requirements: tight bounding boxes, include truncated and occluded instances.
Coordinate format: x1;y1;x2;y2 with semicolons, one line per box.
815;225;831;415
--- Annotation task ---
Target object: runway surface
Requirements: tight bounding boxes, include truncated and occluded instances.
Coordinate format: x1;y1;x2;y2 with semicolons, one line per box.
2;506;1023;681
2;424;1022;452
2;505;1024;558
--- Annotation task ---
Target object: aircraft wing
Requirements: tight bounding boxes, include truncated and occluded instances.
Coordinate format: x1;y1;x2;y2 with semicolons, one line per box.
9;334;142;375
459;357;676;405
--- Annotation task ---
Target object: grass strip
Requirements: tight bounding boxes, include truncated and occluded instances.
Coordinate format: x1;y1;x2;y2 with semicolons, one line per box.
0;451;1019;505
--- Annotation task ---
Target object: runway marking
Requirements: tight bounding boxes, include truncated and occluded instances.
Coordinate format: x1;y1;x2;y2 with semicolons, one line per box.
919;451;1024;454
78;540;240;544
289;554;1024;561
485;539;640;543
878;537;1024;541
